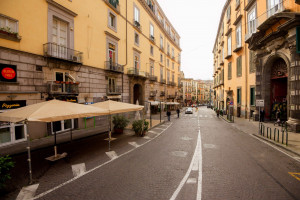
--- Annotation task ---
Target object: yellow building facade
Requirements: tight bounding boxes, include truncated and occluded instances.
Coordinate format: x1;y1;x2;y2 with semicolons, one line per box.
213;0;300;132
0;0;182;145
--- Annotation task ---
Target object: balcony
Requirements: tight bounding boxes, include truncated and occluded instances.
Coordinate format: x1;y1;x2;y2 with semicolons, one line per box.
106;85;122;95
47;81;79;95
149;75;158;82
257;3;285;31
104;61;124;73
133;20;142;31
160;79;166;84
170;81;176;86
160;91;165;96
225;52;232;59
127;68;147;78
233;43;242;52
245;32;255;43
43;43;83;64
149;90;156;97
168;95;176;99
149;35;155;43
103;0;120;13
171;56;175;60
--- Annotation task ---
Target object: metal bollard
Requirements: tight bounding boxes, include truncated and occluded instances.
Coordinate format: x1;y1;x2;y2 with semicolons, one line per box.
282;130;284;144
286;130;288;146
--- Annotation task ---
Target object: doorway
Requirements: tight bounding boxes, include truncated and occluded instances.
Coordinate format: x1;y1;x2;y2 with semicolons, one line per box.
133;84;142;105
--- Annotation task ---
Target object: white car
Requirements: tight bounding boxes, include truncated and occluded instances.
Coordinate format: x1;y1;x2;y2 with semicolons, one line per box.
185;107;193;114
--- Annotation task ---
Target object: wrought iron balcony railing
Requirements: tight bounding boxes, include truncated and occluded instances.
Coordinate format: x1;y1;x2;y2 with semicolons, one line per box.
106;85;122;95
149;75;157;82
103;0;120;12
43;43;83;63
160;79;166;84
127;68;147;77
104;61;124;73
47;81;79;94
149;91;156;97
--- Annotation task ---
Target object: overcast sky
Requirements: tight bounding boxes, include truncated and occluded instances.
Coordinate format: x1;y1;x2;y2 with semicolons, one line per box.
157;0;225;80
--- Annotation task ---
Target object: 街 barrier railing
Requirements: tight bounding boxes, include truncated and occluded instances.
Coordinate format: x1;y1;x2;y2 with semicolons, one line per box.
259;122;288;145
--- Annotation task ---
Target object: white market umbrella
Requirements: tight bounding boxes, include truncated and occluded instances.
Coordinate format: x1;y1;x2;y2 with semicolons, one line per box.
0;99;109;184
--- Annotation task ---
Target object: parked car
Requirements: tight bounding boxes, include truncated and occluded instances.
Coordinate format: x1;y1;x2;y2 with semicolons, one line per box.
185;107;193;114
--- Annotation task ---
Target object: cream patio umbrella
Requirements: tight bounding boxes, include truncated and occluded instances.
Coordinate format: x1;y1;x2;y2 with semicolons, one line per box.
0;99;109;184
89;100;144;150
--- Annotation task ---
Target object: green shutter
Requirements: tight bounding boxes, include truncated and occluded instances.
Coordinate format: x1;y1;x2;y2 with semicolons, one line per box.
297;26;300;53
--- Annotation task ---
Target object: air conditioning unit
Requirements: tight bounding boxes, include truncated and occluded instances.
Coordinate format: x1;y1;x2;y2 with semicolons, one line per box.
72;56;78;62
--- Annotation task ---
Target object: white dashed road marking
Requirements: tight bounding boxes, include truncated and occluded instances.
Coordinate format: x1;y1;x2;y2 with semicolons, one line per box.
105;151;118;160
71;163;86;177
128;142;140;148
171;151;188;158
186;178;197;184
181;136;193;141
16;184;39;200
203;144;217;149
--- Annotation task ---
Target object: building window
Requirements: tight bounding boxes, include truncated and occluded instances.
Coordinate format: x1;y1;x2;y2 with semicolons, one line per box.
172;73;174;82
160;54;163;63
227;34;232;56
108;77;116;93
172;62;174;70
150;60;154;76
150;23;154;38
236;56;242;77
167;43;170;55
160;66;163;81
134;54;140;70
167;71;170;83
134;5;140;23
172;48;174;58
249;50;255;73
150;45;153;56
250;87;255;106
108;43;116;64
228;62;232;80
108;11;117;31
236;0;240;8
167;59;169;67
134;32;139;46
160;35;163;49
226;5;231;22
248;6;256;35
268;0;282;17
52;18;68;58
0;14;19;40
0;122;26;146
236;23;242;48
237;88;241;104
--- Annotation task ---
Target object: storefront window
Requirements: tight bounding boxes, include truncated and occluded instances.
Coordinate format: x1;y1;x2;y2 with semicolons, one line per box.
0;122;26;146
0;127;11;144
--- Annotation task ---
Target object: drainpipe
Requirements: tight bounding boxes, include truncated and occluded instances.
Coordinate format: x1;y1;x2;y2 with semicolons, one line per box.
122;0;128;102
243;0;249;119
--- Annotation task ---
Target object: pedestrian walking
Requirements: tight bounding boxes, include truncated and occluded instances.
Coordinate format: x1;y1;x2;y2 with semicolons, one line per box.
167;109;171;121
274;108;281;126
216;109;220;118
259;108;265;122
176;108;180;118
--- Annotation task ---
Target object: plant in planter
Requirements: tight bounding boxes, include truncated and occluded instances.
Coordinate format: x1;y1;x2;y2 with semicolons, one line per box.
112;115;129;134
132;120;149;136
0;155;15;190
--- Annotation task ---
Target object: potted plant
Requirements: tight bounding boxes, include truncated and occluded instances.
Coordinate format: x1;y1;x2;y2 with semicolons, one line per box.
112;115;129;134
132;120;149;136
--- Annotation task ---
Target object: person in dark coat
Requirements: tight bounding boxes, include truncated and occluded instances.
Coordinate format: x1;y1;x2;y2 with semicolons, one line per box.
167;109;171;121
260;108;265;122
176;108;180;118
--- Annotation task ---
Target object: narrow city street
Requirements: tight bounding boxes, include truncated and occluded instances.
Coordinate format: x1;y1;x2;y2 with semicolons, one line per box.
7;107;298;200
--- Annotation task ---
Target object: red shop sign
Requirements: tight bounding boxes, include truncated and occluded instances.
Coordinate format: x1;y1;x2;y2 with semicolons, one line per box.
1;67;16;80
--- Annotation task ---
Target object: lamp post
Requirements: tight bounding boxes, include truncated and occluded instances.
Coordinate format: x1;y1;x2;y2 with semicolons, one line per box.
160;101;162;123
149;101;152;128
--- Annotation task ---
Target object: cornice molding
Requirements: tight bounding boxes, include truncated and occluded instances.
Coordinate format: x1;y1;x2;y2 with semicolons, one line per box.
46;0;77;17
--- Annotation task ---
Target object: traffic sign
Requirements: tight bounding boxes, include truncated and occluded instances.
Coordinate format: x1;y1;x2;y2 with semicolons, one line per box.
256;99;264;107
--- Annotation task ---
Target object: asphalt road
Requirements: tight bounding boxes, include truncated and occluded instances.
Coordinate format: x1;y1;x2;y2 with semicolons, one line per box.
4;107;300;200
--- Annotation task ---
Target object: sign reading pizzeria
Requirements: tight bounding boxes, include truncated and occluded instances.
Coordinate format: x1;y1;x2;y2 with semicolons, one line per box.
0;100;26;110
0;64;17;82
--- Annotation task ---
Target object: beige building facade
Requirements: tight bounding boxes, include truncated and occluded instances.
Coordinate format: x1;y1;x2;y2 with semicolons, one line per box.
0;0;182;146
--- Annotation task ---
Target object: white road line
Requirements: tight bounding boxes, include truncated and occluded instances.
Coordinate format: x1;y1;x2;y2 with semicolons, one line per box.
71;163;86;177
128;142;140;148
170;129;202;200
16;184;39;200
34;122;173;199
250;134;300;163
154;127;165;130
143;136;151;140
105;151;118;160
148;130;158;134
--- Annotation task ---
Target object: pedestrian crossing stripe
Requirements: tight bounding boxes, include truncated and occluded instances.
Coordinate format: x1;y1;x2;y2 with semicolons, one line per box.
289;172;300;182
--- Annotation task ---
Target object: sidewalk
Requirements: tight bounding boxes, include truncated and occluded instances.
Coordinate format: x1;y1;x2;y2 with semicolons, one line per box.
220;114;300;157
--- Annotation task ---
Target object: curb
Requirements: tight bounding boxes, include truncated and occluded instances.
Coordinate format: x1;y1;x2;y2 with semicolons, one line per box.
252;133;300;157
148;120;165;131
220;115;233;123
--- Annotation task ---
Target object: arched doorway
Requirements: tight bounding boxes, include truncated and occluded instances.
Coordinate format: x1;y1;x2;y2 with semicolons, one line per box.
133;84;143;105
270;58;288;121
